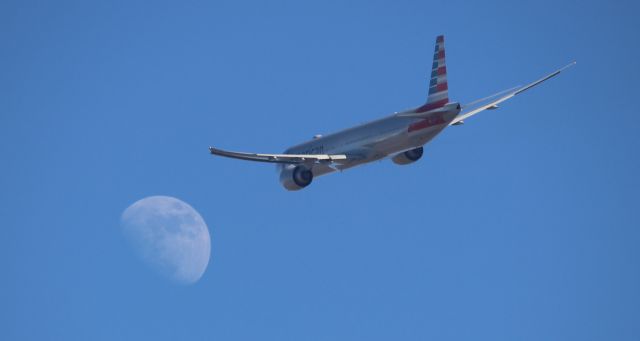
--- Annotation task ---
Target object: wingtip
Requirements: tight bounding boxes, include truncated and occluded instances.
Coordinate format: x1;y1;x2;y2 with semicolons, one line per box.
562;61;577;71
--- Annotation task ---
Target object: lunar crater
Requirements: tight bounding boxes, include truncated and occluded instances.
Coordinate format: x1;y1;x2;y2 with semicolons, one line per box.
121;196;211;284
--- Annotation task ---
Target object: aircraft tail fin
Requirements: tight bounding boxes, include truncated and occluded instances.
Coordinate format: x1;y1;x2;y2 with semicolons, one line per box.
415;35;449;113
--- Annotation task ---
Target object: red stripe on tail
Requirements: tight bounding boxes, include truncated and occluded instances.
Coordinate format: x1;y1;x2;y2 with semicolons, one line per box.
436;83;448;91
414;98;448;113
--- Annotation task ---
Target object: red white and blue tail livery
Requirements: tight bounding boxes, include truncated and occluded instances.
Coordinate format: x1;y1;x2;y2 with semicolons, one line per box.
426;35;449;108
209;35;575;190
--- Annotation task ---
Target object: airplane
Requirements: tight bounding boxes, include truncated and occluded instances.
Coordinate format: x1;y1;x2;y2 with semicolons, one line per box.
209;35;575;190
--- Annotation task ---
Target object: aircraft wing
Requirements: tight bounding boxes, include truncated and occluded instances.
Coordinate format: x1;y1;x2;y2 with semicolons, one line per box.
450;62;575;126
209;146;348;165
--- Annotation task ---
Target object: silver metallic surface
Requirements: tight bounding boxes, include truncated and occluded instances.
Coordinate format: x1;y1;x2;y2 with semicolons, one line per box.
208;36;575;191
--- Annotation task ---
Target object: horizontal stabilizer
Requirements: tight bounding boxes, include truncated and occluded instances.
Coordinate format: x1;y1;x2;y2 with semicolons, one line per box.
396;102;460;118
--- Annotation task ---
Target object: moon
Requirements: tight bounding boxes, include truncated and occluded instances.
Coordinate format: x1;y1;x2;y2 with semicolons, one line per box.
120;196;211;284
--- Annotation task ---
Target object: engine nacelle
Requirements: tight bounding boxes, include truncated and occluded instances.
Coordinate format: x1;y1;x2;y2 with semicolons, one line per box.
279;165;314;190
392;146;424;165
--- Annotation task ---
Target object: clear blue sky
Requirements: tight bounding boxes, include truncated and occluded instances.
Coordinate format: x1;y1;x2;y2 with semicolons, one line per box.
2;0;639;340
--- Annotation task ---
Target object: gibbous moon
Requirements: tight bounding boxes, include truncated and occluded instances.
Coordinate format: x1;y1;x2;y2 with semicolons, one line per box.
121;196;211;284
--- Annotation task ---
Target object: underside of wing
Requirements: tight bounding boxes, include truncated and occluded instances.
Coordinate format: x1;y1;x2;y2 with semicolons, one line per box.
209;146;348;165
450;61;575;126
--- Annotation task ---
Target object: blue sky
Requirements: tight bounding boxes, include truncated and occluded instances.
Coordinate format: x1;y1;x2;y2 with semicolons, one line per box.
2;0;639;340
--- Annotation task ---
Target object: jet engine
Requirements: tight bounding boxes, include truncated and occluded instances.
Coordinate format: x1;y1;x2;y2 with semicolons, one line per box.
279;165;314;190
392;146;423;165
